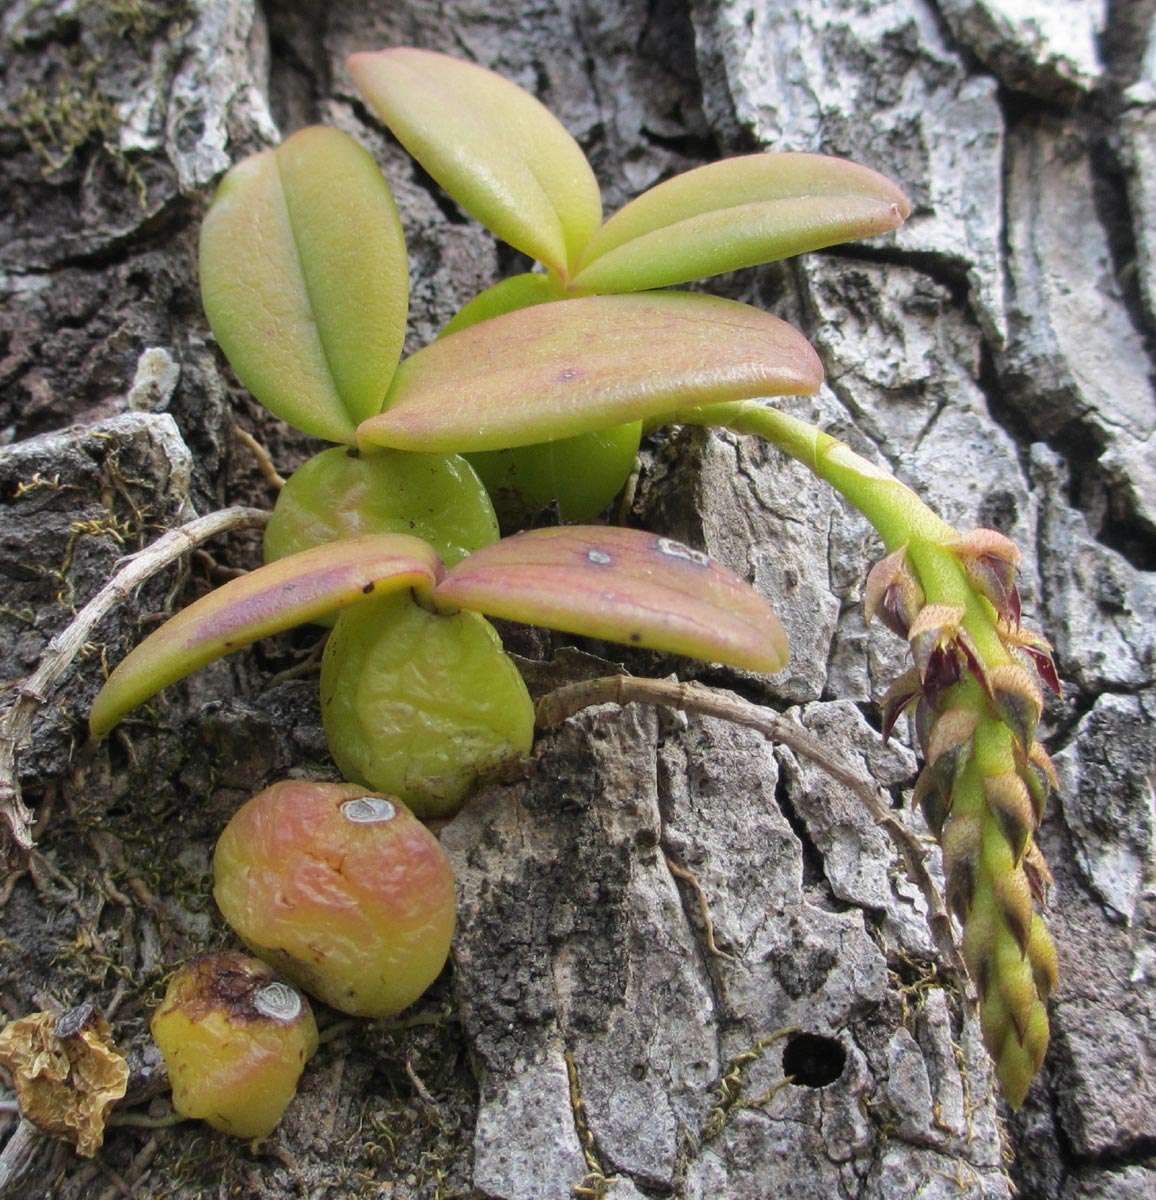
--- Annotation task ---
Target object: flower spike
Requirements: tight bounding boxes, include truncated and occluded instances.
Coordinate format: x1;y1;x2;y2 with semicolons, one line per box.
724;413;1064;1107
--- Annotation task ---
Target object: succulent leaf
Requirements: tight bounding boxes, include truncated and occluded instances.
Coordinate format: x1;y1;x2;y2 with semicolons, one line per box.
200;126;408;442
264;447;499;571
89;534;443;738
321;592;534;818
151;953;317;1139
434;525;789;674
348;48;602;278
571;152;910;293
467;422;643;524
359;292;823;453
214;781;456;1015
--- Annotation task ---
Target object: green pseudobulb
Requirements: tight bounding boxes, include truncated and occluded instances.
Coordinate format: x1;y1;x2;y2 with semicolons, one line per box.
265;446;498;567
467;423;641;526
320;591;534;818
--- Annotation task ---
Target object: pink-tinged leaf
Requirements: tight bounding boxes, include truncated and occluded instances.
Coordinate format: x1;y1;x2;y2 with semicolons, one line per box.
359;292;823;454
570;153;911;294
200;126;408;443
347;48;602;279
433;526;788;674
90;535;443;738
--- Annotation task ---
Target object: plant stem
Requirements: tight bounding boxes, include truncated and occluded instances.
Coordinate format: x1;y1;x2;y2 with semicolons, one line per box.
684;401;952;546
683;401;1009;664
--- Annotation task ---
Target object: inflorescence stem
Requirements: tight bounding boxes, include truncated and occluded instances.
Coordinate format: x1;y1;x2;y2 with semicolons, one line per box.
680;400;1059;1107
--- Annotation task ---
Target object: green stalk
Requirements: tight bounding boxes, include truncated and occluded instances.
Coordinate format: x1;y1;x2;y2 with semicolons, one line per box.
682;399;1055;1107
684;401;953;548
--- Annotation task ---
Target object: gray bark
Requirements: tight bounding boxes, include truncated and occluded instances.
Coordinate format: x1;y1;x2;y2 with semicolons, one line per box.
1;1;1153;1197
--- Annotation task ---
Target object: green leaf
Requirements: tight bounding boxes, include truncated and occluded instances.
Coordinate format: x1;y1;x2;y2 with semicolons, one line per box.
439;272;562;338
358;292;823;453
434;526;789;674
570;153;911;294
200;126;408;443
347;48;602;279
89;535;443;738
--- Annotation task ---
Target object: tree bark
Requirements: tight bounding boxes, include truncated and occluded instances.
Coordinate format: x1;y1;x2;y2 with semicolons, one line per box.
1;1;1153;1197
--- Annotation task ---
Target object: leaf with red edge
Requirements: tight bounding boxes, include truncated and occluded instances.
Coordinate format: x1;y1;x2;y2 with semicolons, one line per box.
359;292;823;454
570;152;911;294
90;535;443;738
433;526;788;673
348;48;602;279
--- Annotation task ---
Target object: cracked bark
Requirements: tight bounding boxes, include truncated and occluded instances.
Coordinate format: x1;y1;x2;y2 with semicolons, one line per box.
1;0;1153;1197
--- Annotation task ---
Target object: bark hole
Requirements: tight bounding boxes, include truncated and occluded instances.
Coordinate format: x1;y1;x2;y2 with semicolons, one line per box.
782;1032;846;1088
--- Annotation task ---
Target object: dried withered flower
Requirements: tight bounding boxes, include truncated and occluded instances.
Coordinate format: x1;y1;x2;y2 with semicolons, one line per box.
0;1006;128;1156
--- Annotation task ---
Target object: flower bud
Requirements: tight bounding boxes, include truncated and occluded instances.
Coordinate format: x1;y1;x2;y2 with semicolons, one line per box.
998;622;1061;696
926;709;977;773
913;764;952;839
1022;842;1055;908
949;528;1022;625
151;953;317;1139
940;812;982;923
863;546;924;638
993;868;1034;954
907;604;964;682
880;667;922;743
983;772;1036;864
987;664;1043;751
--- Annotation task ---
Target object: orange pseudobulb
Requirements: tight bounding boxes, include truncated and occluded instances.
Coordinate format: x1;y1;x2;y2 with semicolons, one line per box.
213;781;457;1017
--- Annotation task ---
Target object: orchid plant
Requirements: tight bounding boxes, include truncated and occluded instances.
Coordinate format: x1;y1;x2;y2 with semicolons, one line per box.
90;48;1060;1109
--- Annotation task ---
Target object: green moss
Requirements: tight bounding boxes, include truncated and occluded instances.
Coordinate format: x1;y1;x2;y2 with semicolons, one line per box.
10;63;145;202
6;0;193;202
91;0;195;42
